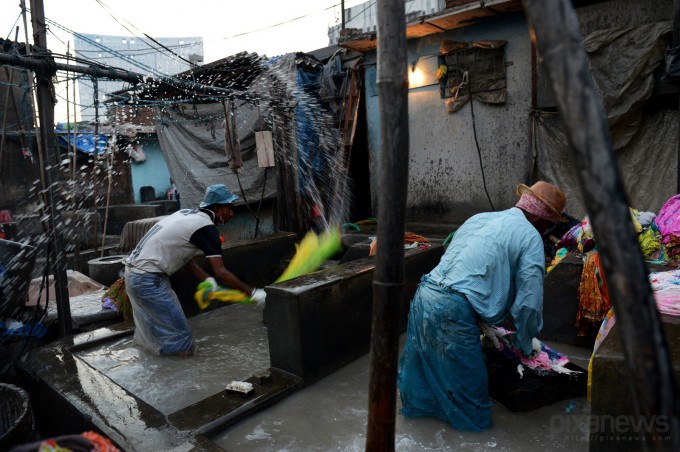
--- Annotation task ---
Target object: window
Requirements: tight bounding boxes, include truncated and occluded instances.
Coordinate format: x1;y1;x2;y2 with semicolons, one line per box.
438;41;507;101
122;39;127;44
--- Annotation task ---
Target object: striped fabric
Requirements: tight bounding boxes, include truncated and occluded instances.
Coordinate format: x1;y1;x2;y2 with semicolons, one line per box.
427;207;545;355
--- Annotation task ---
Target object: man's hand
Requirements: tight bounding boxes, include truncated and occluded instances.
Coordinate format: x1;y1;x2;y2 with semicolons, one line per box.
480;323;507;350
250;288;267;307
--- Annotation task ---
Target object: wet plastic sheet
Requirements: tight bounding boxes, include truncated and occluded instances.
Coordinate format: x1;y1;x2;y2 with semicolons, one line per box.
124;270;193;355
534;108;678;220
534;22;676;219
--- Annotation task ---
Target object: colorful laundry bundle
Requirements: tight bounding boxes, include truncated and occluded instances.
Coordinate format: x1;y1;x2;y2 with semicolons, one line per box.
556;216;595;253
655;194;680;264
638;223;662;260
101;277;132;320
649;269;680;316
557;209;642;255
576;250;610;336
481;326;578;376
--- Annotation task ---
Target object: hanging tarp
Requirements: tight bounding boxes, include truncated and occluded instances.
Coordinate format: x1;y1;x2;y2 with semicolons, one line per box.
583;21;671;149
534;108;677;220
155;101;276;208
534;22;677;219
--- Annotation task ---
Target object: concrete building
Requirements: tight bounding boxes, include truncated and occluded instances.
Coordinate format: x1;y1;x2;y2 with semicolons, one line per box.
339;0;677;223
73;33;203;121
328;0;443;45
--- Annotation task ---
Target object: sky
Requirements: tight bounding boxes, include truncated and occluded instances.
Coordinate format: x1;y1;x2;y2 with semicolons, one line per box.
1;0;367;121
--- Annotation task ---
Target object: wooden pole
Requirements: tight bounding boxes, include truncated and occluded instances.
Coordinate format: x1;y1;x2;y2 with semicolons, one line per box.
674;0;680;194
366;0;409;449
523;1;680;449
30;0;72;337
92;78;100;257
20;0;46;192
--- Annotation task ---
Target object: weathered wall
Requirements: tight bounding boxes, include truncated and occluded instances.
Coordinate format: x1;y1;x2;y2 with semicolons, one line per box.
129;136;172;204
364;13;533;224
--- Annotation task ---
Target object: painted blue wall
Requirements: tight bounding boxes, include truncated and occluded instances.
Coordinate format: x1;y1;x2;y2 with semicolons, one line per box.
130;136;173;204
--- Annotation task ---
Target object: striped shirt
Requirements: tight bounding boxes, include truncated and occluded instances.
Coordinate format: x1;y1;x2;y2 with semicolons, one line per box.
428;207;544;355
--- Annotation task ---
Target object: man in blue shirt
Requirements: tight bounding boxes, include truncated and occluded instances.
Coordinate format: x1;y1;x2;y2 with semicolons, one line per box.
398;181;566;431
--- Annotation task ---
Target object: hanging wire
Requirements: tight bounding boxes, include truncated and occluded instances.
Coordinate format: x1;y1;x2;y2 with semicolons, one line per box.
4;13;22;40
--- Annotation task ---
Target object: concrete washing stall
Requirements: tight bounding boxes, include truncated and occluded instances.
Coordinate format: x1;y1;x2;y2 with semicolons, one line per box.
18;232;443;450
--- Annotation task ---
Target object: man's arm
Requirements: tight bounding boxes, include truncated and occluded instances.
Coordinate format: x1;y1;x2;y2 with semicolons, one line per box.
510;240;545;357
184;258;254;295
207;256;254;295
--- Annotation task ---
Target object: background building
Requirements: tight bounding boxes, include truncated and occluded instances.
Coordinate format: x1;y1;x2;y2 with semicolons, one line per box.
328;0;443;44
73;33;203;121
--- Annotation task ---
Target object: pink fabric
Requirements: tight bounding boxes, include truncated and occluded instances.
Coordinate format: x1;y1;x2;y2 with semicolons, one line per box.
515;193;559;223
656;194;680;244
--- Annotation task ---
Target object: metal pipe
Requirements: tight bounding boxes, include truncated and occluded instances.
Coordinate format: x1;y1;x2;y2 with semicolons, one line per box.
366;0;409;449
30;0;72;337
341;0;346;30
522;1;680;449
0;51;254;101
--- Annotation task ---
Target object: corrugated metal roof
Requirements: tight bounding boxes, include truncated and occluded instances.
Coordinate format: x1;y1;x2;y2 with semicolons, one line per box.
108;51;265;103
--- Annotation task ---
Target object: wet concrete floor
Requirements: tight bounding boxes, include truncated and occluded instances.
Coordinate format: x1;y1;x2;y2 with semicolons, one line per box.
214;339;591;451
72;300;591;450
76;303;269;415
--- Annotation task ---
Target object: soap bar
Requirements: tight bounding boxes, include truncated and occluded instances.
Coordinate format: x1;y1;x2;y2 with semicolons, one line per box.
225;381;254;396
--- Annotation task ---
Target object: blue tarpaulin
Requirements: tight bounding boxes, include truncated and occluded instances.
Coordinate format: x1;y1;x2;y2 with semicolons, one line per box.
56;123;108;155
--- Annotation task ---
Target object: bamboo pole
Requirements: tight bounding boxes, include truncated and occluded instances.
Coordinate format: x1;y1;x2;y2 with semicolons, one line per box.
366;0;409;449
29;0;72;337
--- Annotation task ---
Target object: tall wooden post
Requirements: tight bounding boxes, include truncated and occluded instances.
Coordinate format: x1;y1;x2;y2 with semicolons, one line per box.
30;0;72;337
366;0;409;449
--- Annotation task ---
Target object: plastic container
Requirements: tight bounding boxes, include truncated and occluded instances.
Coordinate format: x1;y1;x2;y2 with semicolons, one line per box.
483;347;588;412
88;255;127;287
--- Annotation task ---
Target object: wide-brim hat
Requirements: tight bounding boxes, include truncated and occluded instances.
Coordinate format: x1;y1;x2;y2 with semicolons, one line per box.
199;184;239;207
515;181;566;217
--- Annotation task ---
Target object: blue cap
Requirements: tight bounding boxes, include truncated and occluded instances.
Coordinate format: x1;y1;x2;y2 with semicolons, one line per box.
199;184;239;207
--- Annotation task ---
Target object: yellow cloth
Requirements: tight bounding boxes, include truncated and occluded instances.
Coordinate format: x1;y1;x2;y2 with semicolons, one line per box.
639;227;661;259
194;287;250;310
276;228;341;283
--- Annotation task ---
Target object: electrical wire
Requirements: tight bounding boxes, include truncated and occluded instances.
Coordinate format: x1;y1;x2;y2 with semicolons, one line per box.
469;94;495;211
93;0;198;67
5;13;22;40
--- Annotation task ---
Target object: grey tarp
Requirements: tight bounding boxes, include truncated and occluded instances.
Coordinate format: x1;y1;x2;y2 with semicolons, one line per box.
535;22;676;219
155;101;276;208
535;108;678;220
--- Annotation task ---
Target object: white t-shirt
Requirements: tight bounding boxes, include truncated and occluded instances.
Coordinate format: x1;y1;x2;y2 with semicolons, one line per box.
125;208;222;276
